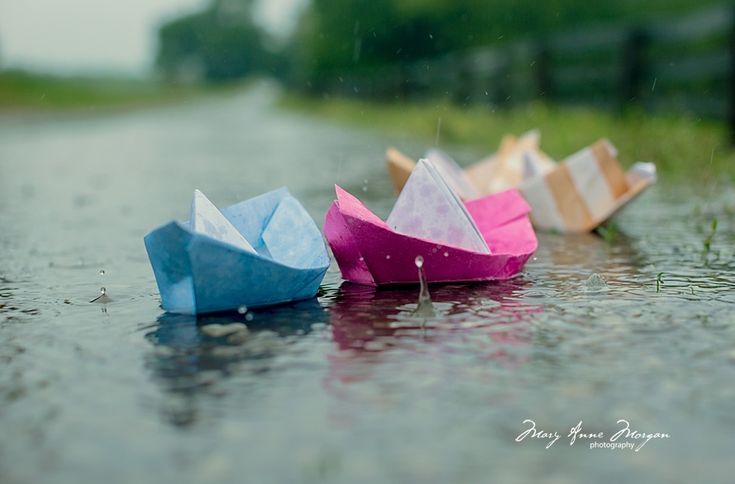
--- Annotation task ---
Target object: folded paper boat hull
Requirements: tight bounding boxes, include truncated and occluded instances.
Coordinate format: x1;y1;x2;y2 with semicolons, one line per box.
324;186;537;286
144;188;329;315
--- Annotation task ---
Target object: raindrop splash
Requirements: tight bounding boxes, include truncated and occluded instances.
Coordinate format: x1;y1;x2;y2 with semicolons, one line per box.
583;273;608;292
90;286;111;304
413;256;434;317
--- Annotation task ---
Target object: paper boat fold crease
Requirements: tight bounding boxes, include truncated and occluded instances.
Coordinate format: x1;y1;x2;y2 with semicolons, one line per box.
323;185;537;286
144;188;330;314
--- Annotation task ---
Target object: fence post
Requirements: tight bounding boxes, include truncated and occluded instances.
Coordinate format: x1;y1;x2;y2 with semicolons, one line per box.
729;5;735;144
620;27;649;110
534;39;552;100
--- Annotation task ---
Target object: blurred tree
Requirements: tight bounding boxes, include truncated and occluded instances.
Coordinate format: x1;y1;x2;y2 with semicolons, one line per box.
156;0;273;83
158;0;724;87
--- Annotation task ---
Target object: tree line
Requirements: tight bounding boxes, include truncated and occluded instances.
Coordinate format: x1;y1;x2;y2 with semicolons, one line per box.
156;0;723;86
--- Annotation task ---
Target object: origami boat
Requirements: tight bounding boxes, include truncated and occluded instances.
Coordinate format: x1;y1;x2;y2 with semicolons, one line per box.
323;185;537;286
144;188;330;314
519;140;656;233
386;134;655;234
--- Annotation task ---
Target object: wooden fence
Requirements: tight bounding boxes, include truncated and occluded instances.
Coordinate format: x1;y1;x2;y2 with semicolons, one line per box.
311;4;735;142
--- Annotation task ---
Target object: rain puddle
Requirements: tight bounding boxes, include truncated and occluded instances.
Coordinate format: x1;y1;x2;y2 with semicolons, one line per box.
1;87;734;483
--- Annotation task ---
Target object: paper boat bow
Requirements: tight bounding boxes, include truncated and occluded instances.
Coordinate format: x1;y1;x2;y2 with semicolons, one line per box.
324;186;537;285
144;188;329;314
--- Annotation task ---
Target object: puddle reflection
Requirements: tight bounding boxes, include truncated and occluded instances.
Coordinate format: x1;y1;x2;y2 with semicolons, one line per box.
144;298;329;426
329;280;542;353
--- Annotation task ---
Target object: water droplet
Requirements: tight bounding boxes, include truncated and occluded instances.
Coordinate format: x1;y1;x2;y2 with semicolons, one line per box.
245;313;254;321
99;269;105;276
413;256;434;317
237;305;248;314
386;254;391;260
443;252;449;257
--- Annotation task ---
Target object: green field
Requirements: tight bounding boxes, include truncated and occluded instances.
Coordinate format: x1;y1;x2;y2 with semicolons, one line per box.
280;94;735;182
0;70;207;111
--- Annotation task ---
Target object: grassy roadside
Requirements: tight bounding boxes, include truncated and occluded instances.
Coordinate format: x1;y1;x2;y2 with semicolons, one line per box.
279;94;735;182
0;70;226;112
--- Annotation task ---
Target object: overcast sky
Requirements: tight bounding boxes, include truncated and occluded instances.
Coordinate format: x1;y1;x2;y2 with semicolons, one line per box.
0;0;306;75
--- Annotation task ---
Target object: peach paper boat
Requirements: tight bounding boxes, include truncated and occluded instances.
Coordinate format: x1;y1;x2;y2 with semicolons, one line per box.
323;186;538;286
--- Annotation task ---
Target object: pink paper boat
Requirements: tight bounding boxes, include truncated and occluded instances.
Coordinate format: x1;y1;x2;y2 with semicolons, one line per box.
324;186;538;286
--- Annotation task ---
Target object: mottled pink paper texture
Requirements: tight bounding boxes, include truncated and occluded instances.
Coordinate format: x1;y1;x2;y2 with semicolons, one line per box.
324;185;537;286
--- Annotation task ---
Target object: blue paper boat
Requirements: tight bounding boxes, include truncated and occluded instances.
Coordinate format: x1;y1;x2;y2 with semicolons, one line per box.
144;188;330;314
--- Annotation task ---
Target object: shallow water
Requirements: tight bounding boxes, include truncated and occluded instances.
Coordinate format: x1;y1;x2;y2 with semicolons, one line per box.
1;85;734;483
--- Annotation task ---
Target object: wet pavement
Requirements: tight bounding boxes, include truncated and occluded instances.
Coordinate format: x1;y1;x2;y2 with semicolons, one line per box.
1;84;734;483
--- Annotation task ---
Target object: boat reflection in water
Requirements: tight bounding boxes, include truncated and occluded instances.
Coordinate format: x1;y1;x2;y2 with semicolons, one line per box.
144;298;329;427
325;279;544;393
143;277;544;425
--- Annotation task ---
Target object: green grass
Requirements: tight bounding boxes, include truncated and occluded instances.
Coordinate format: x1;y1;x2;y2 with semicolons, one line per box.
279;94;735;181
0;70;211;111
